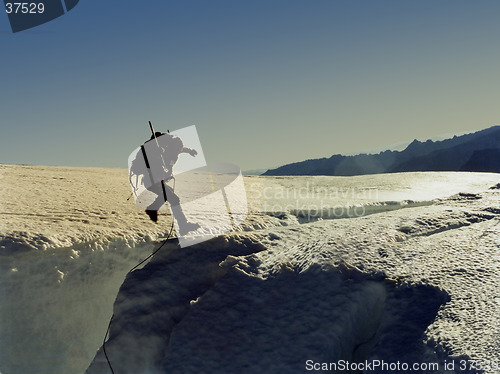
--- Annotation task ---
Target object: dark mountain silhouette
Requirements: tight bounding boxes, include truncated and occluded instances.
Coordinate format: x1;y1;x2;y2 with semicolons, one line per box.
263;126;500;176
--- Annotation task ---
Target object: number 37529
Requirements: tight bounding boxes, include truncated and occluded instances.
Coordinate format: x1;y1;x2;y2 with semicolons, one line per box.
5;3;45;14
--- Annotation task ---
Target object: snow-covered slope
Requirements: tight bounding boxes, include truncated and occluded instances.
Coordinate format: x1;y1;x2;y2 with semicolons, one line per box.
86;190;500;374
0;164;498;374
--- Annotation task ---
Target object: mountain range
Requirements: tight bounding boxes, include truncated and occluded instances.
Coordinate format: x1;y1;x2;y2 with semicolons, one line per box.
263;126;500;176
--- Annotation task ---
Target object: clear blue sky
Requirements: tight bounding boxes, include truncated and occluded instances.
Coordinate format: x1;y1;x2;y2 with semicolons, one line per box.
1;0;500;170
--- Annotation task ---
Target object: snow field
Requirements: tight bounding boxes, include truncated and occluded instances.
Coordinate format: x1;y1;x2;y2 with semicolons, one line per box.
0;165;498;373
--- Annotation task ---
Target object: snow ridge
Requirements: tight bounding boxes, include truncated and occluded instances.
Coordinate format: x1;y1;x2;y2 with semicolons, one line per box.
85;186;499;374
85;237;458;374
0;234;162;374
1;165;498;374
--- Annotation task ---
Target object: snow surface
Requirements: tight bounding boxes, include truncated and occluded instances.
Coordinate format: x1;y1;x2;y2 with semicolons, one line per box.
0;164;499;374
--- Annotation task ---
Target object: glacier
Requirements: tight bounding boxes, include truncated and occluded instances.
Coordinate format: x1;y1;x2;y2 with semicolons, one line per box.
0;164;499;374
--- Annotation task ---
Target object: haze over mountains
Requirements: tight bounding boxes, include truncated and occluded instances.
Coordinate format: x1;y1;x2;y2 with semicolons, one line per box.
263;126;500;176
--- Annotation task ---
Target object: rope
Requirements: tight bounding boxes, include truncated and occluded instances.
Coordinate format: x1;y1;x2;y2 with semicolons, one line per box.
103;177;177;373
102;315;115;374
103;218;175;373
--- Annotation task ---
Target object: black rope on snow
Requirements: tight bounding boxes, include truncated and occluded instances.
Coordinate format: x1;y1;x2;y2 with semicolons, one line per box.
102;314;115;374
102;219;175;373
103;178;176;373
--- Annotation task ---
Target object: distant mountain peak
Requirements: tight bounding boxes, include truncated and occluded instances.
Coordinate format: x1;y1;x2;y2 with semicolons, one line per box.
406;139;422;148
263;126;500;176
